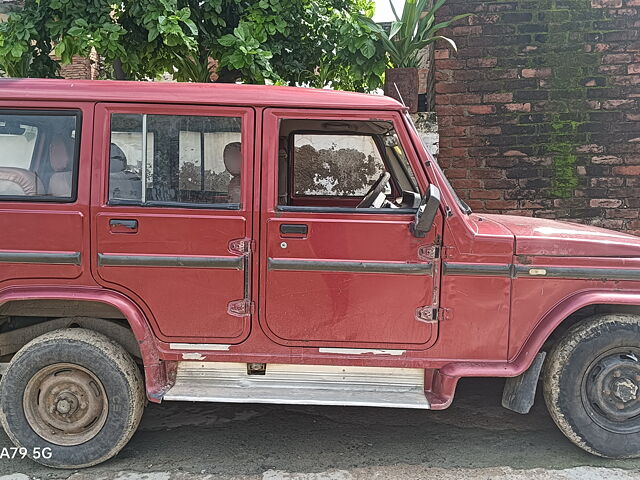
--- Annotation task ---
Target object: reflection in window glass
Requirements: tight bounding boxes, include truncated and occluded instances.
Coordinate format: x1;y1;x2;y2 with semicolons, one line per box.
109;114;242;207
0;112;79;200
293;134;385;196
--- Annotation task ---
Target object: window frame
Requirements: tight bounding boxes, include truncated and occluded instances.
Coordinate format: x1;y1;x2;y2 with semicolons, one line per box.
0;108;82;204
103;105;250;211
276;117;424;215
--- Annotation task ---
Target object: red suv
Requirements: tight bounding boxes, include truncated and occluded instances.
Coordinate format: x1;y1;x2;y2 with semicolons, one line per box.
1;79;640;468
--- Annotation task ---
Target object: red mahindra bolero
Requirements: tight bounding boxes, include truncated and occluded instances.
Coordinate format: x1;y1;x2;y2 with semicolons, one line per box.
1;79;640;468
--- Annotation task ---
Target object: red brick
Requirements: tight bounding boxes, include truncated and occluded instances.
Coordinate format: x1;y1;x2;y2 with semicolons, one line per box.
434;49;450;60
629;63;640;74
603;53;632;64
451;179;483;189
470;190;502;199
602;99;635;109
467;105;496;114
448;93;483;105
452;26;482;35
437;59;466;70
577;144;605;153
483;93;513;103
470;168;504;179
504;150;528;157
467;57;498;68
436;82;468;94
469;14;499;25
466;200;486;211
471;126;502;135
444;168;469;179
591;155;623;164
590;199;623;208
504;103;531;112
613;166;640;175
484;200;518;210
521;68;552;78
591;0;622;7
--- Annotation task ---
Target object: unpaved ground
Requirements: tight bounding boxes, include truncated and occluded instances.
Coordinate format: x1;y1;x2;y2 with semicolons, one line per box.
2;379;640;479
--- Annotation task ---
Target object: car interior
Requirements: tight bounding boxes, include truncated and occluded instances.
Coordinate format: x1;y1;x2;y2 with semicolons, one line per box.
0;114;78;200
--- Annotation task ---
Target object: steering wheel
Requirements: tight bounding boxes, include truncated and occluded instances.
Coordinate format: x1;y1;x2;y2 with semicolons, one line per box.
357;172;391;208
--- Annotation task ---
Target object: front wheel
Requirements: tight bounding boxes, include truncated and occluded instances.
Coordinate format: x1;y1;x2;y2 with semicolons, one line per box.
0;328;145;468
544;313;640;458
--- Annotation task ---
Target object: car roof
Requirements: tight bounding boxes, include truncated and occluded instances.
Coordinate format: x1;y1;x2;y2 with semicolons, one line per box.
0;78;405;111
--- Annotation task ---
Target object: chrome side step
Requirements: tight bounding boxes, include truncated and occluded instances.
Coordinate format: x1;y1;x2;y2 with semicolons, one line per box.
163;362;430;409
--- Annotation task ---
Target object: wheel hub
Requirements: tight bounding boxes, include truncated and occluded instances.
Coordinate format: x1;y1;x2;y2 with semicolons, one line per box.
613;377;638;403
23;363;109;446
584;350;640;433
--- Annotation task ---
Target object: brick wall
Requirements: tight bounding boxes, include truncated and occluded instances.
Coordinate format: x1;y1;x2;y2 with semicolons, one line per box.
57;54;99;80
434;0;640;234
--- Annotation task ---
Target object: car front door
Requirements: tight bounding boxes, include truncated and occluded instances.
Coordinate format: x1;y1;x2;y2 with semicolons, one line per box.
259;108;443;351
91;103;254;344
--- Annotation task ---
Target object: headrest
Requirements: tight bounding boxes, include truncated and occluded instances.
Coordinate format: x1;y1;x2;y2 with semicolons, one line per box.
110;143;128;173
50;136;74;172
223;142;242;176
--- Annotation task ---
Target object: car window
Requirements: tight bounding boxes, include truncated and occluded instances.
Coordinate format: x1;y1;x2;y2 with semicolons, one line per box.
109;113;242;208
278;119;420;211
0;111;80;201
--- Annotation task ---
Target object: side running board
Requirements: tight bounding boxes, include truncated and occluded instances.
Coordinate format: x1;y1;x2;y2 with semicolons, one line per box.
163;362;430;409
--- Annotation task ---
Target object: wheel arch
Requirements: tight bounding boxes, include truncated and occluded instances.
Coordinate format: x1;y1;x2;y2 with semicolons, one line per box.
0;285;169;402
512;290;640;373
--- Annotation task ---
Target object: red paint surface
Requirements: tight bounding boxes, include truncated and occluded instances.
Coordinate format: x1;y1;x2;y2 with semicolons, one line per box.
1;80;640;406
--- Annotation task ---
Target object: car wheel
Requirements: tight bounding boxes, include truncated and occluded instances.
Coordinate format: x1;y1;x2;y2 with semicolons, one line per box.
544;313;640;458
0;328;145;468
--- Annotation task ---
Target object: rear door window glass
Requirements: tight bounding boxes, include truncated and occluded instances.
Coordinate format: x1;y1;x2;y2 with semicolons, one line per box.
109;114;242;208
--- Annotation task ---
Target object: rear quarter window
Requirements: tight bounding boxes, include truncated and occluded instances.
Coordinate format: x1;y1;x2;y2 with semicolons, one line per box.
0;111;80;202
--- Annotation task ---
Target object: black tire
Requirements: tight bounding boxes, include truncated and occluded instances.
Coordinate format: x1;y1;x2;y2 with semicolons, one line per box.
544;313;640;458
0;328;145;468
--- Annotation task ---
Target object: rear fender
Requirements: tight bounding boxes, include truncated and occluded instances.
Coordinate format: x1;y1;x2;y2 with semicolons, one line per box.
0;285;170;402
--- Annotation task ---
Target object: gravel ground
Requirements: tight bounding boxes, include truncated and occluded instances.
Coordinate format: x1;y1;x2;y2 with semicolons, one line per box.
2;378;640;479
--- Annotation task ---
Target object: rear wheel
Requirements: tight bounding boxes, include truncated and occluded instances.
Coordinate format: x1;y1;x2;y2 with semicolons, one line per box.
0;328;145;468
544;313;640;458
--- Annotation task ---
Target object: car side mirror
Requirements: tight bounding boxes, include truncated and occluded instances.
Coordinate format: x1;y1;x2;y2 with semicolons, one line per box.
410;184;441;238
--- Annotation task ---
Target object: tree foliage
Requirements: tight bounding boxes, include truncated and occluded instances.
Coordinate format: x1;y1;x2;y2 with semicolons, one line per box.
364;0;472;68
0;0;387;91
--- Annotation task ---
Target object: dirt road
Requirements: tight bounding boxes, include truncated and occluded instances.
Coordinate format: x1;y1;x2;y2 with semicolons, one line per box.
2;379;640;479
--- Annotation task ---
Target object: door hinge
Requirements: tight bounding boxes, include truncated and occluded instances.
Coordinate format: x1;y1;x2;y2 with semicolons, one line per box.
227;299;254;317
229;238;253;256
415;306;447;323
418;245;440;261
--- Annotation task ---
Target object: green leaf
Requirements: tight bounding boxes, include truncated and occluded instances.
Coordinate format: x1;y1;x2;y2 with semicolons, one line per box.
361;40;375;59
218;34;236;46
67;26;84;36
388;21;402;40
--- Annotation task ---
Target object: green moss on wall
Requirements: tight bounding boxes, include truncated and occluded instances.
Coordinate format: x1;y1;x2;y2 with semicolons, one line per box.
529;0;608;197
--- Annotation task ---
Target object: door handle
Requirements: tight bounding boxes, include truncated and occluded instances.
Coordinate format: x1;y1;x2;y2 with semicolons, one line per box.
109;219;138;233
280;224;308;236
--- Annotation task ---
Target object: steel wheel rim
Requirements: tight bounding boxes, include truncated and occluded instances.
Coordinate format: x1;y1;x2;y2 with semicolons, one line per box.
582;347;640;434
23;363;109;446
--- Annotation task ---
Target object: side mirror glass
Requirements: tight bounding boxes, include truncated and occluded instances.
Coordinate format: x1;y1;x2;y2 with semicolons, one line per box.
411;184;441;238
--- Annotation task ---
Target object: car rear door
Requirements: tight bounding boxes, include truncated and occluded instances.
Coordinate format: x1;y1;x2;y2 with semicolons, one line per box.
91;103;255;344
